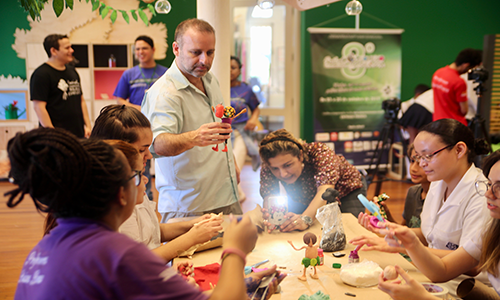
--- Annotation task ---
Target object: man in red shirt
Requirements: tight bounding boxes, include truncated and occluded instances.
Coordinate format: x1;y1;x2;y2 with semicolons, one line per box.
432;48;482;125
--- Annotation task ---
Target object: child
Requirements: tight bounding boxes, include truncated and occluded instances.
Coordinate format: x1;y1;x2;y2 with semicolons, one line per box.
90;105;223;262
375;143;430;228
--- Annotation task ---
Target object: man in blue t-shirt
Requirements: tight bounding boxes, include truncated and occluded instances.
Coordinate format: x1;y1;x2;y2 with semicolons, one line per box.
114;36;168;110
114;36;167;200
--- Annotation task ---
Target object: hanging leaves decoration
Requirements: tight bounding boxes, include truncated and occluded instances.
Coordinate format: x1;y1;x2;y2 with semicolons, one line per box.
120;10;130;24
91;0;100;11
147;3;156;16
130;9;138;22
110;9;117;23
52;0;64;17
18;0;154;26
138;8;148;26
101;5;110;19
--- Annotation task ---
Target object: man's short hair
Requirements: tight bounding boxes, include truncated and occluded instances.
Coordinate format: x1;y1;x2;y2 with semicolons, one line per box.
43;34;68;57
135;35;154;48
414;84;430;96
455;48;482;68
174;18;215;46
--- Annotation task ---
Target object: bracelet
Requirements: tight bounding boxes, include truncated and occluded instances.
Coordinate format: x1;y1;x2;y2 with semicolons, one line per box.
221;247;247;265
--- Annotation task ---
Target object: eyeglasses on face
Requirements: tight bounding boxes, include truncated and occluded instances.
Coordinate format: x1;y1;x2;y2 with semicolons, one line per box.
412;144;454;163
475;180;500;198
129;170;143;187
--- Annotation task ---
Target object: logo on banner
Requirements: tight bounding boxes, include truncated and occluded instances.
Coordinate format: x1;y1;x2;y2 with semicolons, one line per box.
323;42;385;79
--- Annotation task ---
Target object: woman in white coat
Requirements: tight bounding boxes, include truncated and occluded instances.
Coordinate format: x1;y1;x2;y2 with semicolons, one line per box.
378;150;500;299
352;118;491;293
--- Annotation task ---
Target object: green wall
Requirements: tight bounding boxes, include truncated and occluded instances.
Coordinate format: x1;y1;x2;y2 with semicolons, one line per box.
301;0;500;141
0;1;31;79
0;1;197;79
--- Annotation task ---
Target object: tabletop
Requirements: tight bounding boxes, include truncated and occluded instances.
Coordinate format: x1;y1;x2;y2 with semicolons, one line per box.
174;213;444;299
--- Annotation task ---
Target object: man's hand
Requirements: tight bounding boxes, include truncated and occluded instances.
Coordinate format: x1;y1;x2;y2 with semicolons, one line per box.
190;122;232;147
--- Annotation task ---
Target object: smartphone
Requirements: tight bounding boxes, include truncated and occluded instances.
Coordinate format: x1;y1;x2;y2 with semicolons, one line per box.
267;196;288;227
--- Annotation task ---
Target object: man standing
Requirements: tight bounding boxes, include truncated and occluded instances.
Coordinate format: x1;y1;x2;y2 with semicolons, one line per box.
31;34;91;138
432;48;482;126
114;36;168;200
114;36;168;110
142;19;242;222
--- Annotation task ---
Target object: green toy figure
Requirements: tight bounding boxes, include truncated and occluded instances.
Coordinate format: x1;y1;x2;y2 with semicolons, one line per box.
288;232;320;281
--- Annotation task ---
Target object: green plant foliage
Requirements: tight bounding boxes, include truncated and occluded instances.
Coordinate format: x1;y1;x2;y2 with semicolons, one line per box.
138;8;148;26
91;0;99;11
101;5;110;19
52;0;64;17
147;3;156;16
120;10;129;24
130;9;138;21
110;9;117;23
18;0;153;25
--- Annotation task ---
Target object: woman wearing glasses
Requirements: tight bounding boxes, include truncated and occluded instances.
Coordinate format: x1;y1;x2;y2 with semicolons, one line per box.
353;118;491;292
378;150;500;299
90;105;223;262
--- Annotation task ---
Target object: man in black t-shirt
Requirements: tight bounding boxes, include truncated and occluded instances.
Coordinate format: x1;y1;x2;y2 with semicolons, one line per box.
30;34;91;138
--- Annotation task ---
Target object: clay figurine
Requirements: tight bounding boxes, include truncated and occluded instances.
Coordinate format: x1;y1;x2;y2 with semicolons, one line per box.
212;104;247;152
288;232;320;281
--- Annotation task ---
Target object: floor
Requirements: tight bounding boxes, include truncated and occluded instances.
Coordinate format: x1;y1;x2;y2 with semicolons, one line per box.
0;163;412;299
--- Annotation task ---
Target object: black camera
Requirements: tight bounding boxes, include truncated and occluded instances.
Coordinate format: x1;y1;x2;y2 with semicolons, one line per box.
382;98;401;121
468;67;489;83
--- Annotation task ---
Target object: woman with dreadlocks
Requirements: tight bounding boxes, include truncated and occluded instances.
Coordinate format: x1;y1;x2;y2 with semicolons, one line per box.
7;127;259;300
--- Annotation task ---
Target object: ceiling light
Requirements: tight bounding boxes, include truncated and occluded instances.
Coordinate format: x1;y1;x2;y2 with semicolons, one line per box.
155;0;172;14
345;0;362;15
257;0;275;10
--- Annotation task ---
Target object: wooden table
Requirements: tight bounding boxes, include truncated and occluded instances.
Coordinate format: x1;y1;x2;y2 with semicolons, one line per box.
175;213;441;299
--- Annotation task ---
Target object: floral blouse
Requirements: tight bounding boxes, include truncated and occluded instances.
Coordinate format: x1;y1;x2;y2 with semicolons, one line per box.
260;142;363;210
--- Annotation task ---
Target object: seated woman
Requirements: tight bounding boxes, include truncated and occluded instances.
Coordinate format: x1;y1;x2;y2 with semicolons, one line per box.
353;118;491;294
7;128;281;299
378;150;500;299
90;104;222;262
259;129;367;232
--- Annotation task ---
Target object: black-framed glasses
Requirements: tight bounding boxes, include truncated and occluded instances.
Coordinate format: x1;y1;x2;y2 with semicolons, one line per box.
475;180;500;198
129;170;143;186
412;144;454;163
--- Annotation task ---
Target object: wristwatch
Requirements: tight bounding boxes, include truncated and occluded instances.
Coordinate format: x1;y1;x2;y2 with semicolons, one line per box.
301;215;313;228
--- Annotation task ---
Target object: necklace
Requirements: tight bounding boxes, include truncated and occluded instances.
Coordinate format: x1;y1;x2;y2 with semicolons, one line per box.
139;65;158;88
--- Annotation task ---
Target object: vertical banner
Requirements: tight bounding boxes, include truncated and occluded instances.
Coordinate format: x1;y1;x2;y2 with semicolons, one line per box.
308;28;403;167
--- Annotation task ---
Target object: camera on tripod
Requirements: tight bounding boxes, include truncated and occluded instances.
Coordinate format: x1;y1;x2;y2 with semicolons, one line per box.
381;98;401;121
468;67;489;83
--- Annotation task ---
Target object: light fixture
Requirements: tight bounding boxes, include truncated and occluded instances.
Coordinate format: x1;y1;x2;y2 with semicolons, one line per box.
257;0;275;10
155;0;172;14
345;0;362;15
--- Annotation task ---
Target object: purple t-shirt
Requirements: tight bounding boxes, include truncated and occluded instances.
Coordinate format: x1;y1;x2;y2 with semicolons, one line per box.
113;64;168;105
15;218;208;300
230;82;260;124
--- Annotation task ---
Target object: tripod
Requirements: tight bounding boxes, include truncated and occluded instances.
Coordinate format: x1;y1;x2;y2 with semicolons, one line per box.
366;111;407;197
469;81;493;166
